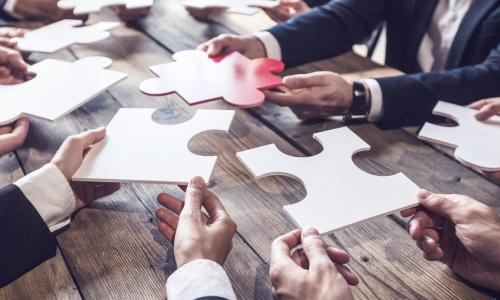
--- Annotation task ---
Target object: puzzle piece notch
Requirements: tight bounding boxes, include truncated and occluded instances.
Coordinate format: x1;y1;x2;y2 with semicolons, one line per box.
182;0;278;15
73;108;235;184
237;127;418;234
58;0;153;15
140;50;284;108
418;101;500;171
0;57;127;126
15;19;120;53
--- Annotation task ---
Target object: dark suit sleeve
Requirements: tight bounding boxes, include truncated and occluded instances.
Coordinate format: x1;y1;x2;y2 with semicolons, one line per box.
268;0;388;67
0;185;57;287
375;43;500;129
304;0;330;8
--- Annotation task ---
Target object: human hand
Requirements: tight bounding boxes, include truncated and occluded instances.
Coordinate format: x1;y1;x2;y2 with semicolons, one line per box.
467;98;500;185
264;71;353;120
0;27;27;48
0;118;29;158
469;98;500;121
260;0;310;23
0;46;29;85
269;228;357;299
13;0;88;22
156;177;237;267
116;5;150;22
198;34;266;59
402;190;500;291
51;128;121;211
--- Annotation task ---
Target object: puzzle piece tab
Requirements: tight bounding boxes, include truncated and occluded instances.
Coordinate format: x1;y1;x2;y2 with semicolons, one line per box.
73;109;235;184
0;57;127;126
418;101;500;171
58;0;153;15
182;0;278;15
140;50;284;108
237;127;418;234
15;19;120;53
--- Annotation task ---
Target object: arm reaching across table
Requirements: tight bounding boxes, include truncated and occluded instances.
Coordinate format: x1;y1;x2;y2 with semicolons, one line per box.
402;190;500;292
0;128;120;287
156;177;237;300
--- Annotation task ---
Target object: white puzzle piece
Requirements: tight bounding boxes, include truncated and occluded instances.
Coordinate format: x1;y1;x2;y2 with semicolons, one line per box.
0;57;127;126
236;127;419;234
14;19;120;53
73;109;235;184
58;0;153;15
418;101;500;171
182;0;278;15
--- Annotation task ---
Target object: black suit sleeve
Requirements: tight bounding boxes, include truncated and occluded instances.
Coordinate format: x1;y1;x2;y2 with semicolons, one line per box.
268;0;388;67
0;184;57;287
375;43;500;129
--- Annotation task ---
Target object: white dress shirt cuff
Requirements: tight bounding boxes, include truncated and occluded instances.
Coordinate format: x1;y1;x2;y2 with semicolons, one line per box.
254;31;282;60
166;259;236;300
3;0;22;20
14;163;75;232
362;78;384;122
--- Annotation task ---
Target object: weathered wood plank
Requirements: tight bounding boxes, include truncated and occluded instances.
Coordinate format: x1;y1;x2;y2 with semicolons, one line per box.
0;152;81;299
98;2;496;298
134;3;499;299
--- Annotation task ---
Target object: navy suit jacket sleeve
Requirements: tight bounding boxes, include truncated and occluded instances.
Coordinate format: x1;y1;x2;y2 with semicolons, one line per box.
304;0;330;8
268;0;388;67
376;43;500;129
0;185;57;287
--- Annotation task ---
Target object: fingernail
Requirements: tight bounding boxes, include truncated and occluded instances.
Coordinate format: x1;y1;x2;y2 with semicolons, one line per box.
302;227;320;238
190;176;205;188
417;189;432;200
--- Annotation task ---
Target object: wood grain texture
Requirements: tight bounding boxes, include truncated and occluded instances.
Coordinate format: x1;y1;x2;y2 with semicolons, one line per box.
0;151;80;299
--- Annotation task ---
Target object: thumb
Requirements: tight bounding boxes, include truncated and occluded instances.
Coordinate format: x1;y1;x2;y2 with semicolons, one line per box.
182;176;205;219
475;103;500;121
417;190;469;224
301;227;332;270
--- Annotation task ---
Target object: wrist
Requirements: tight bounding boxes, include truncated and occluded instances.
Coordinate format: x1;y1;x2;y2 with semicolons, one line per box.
249;35;267;58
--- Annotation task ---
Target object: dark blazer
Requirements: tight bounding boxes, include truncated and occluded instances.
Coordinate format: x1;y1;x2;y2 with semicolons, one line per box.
268;0;500;129
0;185;57;287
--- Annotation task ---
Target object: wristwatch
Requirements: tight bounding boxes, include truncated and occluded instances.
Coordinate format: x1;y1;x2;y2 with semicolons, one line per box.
344;81;371;122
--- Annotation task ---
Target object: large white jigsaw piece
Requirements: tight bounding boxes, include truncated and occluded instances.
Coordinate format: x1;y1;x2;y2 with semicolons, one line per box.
73;109;235;184
182;0;278;15
237;127;418;234
419;101;500;171
58;0;153;15
0;57;127;126
15;19;120;53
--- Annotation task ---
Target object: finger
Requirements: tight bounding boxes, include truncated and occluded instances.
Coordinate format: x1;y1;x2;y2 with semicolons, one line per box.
271;229;301;264
423;246;444;262
475;102;500;121
336;264;359;286
283;73;329;89
73;127;106;149
467;99;491;109
408;210;435;240
202;189;229;223
181;176;206;219
263;89;309;106
301;227;333;270
156;207;179;229
6;49;28;72
0;117;29;156
157;193;184;215
419;234;439;254
0;37;16;48
158;220;176;242
206;36;229;57
417;189;476;224
291;248;309;268
326;246;350;264
94;182;121;199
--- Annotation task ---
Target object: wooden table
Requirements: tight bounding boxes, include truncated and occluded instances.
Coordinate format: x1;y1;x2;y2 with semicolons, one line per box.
1;2;499;299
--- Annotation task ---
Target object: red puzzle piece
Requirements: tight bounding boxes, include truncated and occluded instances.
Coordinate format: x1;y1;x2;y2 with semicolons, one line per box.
139;50;285;108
